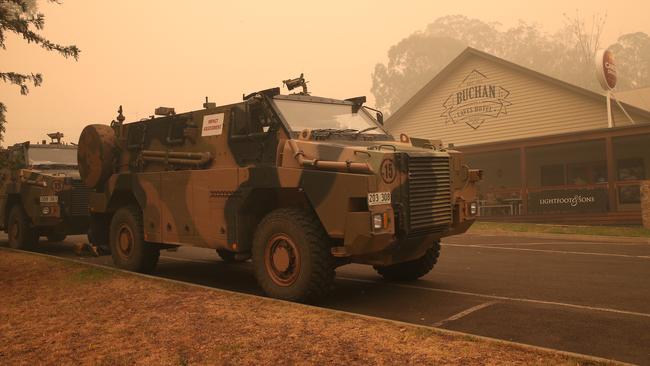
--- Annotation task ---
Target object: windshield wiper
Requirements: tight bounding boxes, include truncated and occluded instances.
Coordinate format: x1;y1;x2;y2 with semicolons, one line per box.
355;126;378;139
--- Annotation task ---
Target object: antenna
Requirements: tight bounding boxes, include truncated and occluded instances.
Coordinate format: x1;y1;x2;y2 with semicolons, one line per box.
203;96;216;109
111;105;126;127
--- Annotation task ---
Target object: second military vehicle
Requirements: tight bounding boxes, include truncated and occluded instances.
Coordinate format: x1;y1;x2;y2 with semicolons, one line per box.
0;133;90;249
78;76;480;302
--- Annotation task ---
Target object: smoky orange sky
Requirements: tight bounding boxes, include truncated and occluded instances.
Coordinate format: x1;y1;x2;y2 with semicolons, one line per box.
1;0;649;145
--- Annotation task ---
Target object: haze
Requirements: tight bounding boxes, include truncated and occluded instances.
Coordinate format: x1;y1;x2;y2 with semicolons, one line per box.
1;0;649;145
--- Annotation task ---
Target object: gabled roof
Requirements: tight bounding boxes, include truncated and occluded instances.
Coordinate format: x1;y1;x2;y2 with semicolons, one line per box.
386;47;650;124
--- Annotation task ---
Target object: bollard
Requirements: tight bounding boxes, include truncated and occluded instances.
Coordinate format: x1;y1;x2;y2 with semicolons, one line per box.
642;181;650;229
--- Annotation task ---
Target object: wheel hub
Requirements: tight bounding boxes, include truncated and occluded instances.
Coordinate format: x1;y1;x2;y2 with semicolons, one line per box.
272;245;291;272
265;234;300;287
117;225;134;259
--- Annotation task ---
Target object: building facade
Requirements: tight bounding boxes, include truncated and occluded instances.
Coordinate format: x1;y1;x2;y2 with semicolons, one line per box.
387;48;650;225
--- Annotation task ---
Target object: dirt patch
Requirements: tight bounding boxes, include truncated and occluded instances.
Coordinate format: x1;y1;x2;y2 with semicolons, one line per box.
0;250;611;365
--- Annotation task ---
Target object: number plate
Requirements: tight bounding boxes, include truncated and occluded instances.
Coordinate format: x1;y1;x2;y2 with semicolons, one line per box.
367;192;391;206
40;195;58;203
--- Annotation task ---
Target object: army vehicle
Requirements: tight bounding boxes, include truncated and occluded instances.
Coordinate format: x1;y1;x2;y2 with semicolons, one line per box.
78;75;481;302
0;133;90;249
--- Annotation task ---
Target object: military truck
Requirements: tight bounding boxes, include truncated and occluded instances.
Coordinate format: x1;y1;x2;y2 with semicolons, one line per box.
0;133;91;249
78;76;480;302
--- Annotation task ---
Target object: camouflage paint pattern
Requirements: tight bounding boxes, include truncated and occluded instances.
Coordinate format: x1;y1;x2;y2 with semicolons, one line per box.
0;142;90;236
79;91;480;266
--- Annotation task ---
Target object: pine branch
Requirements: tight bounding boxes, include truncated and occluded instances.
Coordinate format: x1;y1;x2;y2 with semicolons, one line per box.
0;71;43;95
0;1;80;59
0;102;6;142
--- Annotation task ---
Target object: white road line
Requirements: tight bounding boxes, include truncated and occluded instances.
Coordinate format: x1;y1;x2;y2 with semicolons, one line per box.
443;243;650;259
337;276;650;319
432;301;498;327
444;241;650;247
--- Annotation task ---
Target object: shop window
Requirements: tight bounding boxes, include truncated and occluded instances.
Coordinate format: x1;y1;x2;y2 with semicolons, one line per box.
527;139;606;189
567;161;608;185
617;158;645;181
541;165;564;186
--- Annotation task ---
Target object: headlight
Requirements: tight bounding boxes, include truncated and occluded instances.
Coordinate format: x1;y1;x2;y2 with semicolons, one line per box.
469;202;478;216
42;206;51;215
373;214;383;229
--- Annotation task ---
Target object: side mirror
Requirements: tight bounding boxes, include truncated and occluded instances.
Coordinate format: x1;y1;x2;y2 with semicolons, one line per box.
376;112;384;125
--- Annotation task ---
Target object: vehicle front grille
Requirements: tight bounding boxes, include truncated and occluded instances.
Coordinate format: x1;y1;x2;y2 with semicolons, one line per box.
70;180;90;216
406;155;452;233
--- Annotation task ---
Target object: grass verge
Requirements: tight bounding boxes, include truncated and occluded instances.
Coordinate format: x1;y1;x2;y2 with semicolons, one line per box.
469;221;650;238
0;250;616;365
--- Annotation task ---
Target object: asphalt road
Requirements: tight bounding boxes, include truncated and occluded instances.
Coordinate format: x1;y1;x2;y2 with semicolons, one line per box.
3;233;650;365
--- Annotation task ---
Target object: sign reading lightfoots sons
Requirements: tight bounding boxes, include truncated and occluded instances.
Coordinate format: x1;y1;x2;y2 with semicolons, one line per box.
441;69;512;130
528;188;609;214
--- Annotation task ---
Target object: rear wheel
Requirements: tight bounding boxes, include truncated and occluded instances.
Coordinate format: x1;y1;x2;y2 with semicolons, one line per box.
374;241;441;281
109;205;159;273
252;208;334;303
7;205;38;249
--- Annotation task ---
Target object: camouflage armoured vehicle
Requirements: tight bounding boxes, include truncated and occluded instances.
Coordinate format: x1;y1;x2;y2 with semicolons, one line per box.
78;76;480;302
0;133;90;249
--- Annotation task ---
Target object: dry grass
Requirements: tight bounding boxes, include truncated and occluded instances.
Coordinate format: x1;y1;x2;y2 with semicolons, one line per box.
0;250;610;365
470;221;650;238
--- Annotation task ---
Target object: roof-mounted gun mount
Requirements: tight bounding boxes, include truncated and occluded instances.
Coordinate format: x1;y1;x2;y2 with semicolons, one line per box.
283;73;309;95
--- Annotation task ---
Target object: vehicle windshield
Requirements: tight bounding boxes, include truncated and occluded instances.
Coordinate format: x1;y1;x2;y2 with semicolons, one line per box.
273;99;385;135
27;147;78;168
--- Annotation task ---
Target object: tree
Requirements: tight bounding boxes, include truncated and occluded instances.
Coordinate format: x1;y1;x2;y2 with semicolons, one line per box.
609;32;650;89
0;0;79;141
371;15;650;114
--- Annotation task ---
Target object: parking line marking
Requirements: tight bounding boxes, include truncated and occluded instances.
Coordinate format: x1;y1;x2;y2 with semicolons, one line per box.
160;255;650;318
432;301;498;327
337;277;650;319
443;244;650;259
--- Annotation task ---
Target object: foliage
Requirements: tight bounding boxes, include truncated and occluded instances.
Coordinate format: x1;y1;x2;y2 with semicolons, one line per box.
0;0;79;141
372;15;650;114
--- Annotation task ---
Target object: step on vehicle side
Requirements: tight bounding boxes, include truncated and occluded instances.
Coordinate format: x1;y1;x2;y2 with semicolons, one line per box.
0;133;91;249
78;76;481;303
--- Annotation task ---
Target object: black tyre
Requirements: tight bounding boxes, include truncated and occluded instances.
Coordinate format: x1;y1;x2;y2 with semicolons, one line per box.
109;205;159;273
216;249;247;263
46;232;67;242
7;205;38;249
374;241;441;281
252;208;334;303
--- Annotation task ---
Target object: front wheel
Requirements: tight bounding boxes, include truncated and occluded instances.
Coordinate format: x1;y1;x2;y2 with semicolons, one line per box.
374;241;441;281
252;208;334;303
7;205;38;249
109;205;159;273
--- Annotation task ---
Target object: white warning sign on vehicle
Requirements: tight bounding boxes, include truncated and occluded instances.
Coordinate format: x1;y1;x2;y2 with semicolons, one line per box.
202;113;224;136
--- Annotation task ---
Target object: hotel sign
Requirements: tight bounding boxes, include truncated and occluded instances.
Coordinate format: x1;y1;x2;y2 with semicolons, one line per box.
595;49;617;90
441;69;512;130
528;188;608;214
